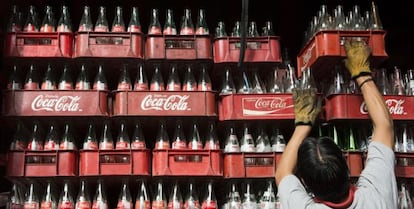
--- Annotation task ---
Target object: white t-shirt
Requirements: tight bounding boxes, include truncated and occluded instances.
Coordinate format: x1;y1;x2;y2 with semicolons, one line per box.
278;141;398;209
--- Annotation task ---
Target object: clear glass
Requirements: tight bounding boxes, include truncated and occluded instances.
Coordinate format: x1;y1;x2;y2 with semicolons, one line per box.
94;6;109;32
117;65;132;91
127;7;141;32
40;5;55;32
215;21;227;38
195;9;209;35
8;64;22;90
76;64;90;90
76;180;91;209
166;65;181;91
78;6;93;32
183;65;197;91
112;6;125;32
154;121;170;149
116;121;131;150
58;181;74;209
7;5;22;32
25;64;40;90
57;5;72;32
25;182;40;209
168;182;183;209
58;65;73;90
180;8;194;35
220;67;236;95
148;9;162;35
83;123;98;150
224;126;240;153
134;64;148;91
117;180;132;209
93;65;108;91
163;9;177;35
131;122;146;149
24;5;39;32
150;65;165;91
237;71;252;94
99;122;114;150
60;123;76;150
44;124;59;151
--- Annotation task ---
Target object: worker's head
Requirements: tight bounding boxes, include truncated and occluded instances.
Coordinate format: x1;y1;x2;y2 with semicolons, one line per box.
297;136;350;203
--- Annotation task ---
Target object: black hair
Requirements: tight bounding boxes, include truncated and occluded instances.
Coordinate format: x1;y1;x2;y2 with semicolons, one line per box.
296;136;350;203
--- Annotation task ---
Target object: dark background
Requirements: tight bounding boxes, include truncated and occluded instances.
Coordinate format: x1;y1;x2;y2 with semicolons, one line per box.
0;0;412;69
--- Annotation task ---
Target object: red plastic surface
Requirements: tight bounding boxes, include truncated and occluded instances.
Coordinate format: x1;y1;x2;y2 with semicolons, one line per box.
213;36;281;63
152;149;222;176
113;91;217;116
395;152;414;178
4;32;73;58
79;149;150;176
6;150;77;177
74;32;143;58
223;152;282;178
218;93;294;121
344;151;365;177
145;35;212;60
297;30;387;77
324;94;414;121
2;90;109;116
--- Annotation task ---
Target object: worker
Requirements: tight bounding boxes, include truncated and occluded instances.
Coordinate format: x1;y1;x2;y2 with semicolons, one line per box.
275;40;398;209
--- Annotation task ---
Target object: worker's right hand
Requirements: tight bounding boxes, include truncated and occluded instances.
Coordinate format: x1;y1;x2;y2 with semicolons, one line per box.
344;40;371;79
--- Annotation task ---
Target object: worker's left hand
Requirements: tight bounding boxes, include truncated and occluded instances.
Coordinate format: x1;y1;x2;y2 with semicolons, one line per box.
293;88;321;126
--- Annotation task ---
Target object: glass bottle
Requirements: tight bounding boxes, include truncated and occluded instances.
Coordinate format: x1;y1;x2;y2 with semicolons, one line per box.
40;6;55;32
75;180;91;209
271;128;285;152
166;64;181;91
116;121;131;150
256;127;272;165
8;182;24;209
57;5;72;32
251;70;266;93
393;66;406;95
327;65;346;95
215;21;227;38
83;123;98;150
24;5;39;32
248;21;259;37
25;64;40;90
197;64;212;91
8;64;23;90
263;21;275;36
201;181;217;209
10;121;26;151
134;64;149;91
41;64;56;90
163;9;177;35
220;67;236;95
93;65;108;91
78;6;93;32
172;120;187;150
92;180;108;209
27;122;43;151
188;123;203;162
224;126;240;153
283;64;297;93
259;181;277;209
204;122;220;150
241;182;257;209
148;9;162;35
195;9;209;35
268;67;282;93
7;5;22;32
240;123;256;153
112;6;125;32
184;182;200;209
370;1;383;30
228;182;241;209
44;124;59;151
41;182;57;209
150;65;165;91
58;65;73;90
152;181;167;209
127;7;141;32
60;123;76;150
168;182;183;209
24;182;39;209
398;181;413;209
94;6;109;32
180;8;194;35
183;65;197;91
99;122;114;150
118;65;132;91
131;122;146;149
76;64;91;90
334;5;346;30
238;71;252;94
58;181;75;209
117;180;132;209
350;5;365;30
135;180;150;209
374;68;391;95
406;69;414;95
154;121;170;149
318;5;331;31
231;21;241;37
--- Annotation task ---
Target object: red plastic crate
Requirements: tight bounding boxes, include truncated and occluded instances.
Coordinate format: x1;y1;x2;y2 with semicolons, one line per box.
4;32;73;58
297;30;387;77
6;150;77;177
74;32;143;58
213;36;281;63
218;93;294;121
324;94;414;121
152;149;222;176
145;35;212;60
113;91;217;116
223;152;282;178
2;90;109;116
395;152;414;178
344;151;365;177
79;149;150;176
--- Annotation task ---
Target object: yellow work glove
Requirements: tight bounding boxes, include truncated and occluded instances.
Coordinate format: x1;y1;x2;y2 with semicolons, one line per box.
293;88;321;126
344;40;371;79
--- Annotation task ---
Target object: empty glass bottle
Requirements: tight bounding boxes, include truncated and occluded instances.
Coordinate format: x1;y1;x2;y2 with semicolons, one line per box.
92;180;108;209
58;65;73;90
44;124;59;151
197;64;212;91
57;5;72;32
242;182;257;209
24;5;39;32
251;70;266;93
224;126;240;153
24;182;40;209
60;123;76;150
112;6;125;32
150;65;165;91
168;182;183;209
393;66;406;95
183;65;197;91
78;6;93;32
127;7;141;32
8;64;22;90
154;121;170;149
184;182;200;209
195;9;209;35
41;64;56;90
58;181;75;209
180;8;194;35
25;64;40;90
94;6;109;32
220;67;236;95
135;180;150;209
231;21;241;37
370;1;383;30
76;64;91;90
152;181;167;209
166;65;181;91
117;180;132;209
248;21;259;37
131;122;146;149
10;121;26;151
93;65;108;91
118;65;132;91
201;181;217;209
163;9;177;35
271;128;286;152
134;64;149;91
8;182;24;209
83;123;98;150
75;180;91;209
237;71;252;94
215;21;227;38
116;122;131;150
204;122;220;150
268;67;283;93
7;5;22;32
398;181;413;209
148;9;162;35
99;122;114;150
40;6;55;32
240;123;256;154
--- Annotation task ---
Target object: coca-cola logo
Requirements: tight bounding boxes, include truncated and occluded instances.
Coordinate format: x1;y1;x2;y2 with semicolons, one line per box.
254;98;287;109
302;42;316;70
140;94;190;111
31;95;82;112
360;99;407;115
